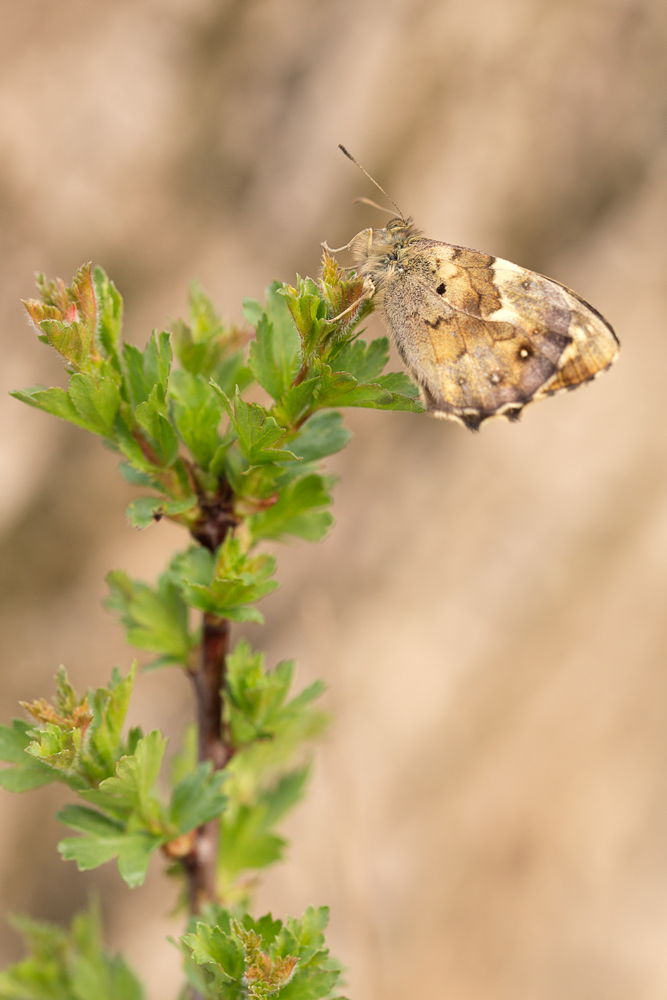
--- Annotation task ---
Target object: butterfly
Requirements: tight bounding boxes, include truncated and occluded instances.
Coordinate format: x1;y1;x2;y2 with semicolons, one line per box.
333;146;619;431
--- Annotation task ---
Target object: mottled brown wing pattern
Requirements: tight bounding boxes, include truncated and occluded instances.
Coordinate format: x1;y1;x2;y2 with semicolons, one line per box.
377;240;618;429
489;262;619;399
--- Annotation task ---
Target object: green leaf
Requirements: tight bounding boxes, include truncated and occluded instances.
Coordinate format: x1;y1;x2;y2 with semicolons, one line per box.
183;922;246;998
169;762;227;834
0;719;42;765
315;368;393;409
170;724;197;788
90;666;137;772
122;345;152;408
247;282;301;402
248;316;282;402
115;834;164;888
112;410;162;475
318;248;372;341
71;953;144;1000
329;336;388;381
219;771;308;881
217;388;297;466
249;474;333;543
57;732;169;890
58;804;125;837
11;374;121;439
0;720;58;792
58;829;162;888
134;386;179;466
225;638;327;756
188;280;226;343
125;495;197;530
274;377;321;427
220;819;285;880
212;352;254;399
10;385;83;425
242;299;264;328
376;370;419;395
209;427;237;479
106;569;198;667
67;373;120;437
169;369;224;469
143;330;172;392
167;546;216;590
80;731;167;824
168;538;279;623
93;266;124;363
289;411;351;462
319;366;423;412
57;808;135;876
0;764;57;793
125;496;167;530
173;282;253;392
122;331;172;409
259;769;310;828
364;388;423;412
118;463;157;487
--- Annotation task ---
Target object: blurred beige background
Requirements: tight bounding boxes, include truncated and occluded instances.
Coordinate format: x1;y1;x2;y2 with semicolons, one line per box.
2;0;667;997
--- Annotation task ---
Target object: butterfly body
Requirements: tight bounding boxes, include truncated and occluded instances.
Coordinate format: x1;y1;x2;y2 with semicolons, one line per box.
350;217;619;430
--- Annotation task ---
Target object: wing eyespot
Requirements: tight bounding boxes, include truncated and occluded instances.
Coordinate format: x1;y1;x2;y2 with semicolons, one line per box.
436;283;446;295
518;346;532;360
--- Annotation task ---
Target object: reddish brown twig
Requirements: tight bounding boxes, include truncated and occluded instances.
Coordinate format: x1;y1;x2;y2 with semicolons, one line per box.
183;612;232;912
180;496;236;915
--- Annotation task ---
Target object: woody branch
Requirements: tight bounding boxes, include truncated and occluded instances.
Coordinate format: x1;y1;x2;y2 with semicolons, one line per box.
182;500;235;913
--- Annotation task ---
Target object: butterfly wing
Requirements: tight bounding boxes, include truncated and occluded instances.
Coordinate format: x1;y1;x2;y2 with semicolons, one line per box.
379;241;619;429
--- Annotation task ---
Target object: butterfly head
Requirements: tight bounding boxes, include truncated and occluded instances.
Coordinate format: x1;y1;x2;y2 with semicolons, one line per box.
350;216;423;272
378;216;421;245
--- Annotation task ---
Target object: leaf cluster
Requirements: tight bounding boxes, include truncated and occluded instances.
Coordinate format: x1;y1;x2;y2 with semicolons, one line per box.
57;729;225;889
0;901;143;1000
165;636;328;906
0;670;226;889
14;257;420;551
104;535;279;670
0;666;138;793
2;250;422;993
182;905;346;1000
219;639;327;901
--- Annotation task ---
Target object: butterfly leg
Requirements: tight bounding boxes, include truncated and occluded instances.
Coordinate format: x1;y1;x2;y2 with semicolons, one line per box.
327;278;376;323
321;238;357;254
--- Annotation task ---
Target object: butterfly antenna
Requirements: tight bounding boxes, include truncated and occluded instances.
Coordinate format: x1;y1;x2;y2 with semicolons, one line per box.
353;196;401;218
339;145;404;219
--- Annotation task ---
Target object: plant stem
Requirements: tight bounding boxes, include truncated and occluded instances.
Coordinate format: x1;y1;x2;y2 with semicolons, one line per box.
183;612;232;912
195;613;232;769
